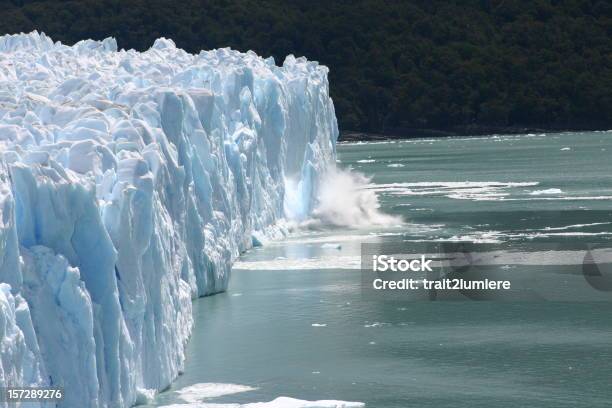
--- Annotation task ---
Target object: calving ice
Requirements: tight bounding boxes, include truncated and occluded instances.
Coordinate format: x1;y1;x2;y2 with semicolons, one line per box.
0;32;337;407
372;255;433;272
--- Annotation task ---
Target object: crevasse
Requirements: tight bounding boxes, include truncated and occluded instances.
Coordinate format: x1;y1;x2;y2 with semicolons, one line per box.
0;32;337;407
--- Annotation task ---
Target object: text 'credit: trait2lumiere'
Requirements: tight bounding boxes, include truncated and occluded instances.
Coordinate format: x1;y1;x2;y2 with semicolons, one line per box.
370;255;512;291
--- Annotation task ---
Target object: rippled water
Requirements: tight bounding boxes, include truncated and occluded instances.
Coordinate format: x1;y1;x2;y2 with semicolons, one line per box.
150;132;612;408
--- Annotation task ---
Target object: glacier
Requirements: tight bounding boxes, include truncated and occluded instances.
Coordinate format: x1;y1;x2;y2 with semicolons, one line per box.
0;32;338;407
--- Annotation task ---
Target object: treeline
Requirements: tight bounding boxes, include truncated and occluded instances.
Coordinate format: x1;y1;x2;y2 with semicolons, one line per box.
1;0;611;136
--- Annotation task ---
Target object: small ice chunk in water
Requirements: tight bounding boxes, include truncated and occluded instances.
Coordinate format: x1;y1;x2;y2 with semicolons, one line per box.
244;397;365;407
165;384;364;408
176;383;257;403
530;188;563;195
162;396;364;407
321;243;342;250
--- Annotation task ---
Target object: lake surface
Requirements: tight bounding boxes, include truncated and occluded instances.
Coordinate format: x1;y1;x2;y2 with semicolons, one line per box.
151;132;612;408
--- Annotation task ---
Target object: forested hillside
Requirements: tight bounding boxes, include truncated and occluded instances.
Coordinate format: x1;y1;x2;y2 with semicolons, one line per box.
2;0;611;136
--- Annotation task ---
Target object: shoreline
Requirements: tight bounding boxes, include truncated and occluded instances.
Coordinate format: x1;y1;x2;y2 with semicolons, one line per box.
339;126;612;142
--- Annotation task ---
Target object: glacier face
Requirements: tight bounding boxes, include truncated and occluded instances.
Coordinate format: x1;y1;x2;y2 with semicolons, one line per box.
0;32;337;407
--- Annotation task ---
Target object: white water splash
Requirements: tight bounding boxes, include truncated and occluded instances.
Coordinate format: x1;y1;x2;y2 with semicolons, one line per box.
300;167;401;229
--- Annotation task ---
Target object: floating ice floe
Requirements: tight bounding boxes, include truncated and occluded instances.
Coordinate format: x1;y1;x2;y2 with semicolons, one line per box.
530;188;563;195
161;396;364;407
161;383;364;408
321;243;342;249
234;256;361;270
176;383;257;403
369;181;539;201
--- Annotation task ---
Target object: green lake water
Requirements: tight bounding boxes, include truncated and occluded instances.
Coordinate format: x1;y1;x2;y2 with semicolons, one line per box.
151;132;612;408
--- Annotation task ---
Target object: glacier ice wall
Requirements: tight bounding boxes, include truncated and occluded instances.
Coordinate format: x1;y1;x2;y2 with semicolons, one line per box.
0;32;338;407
